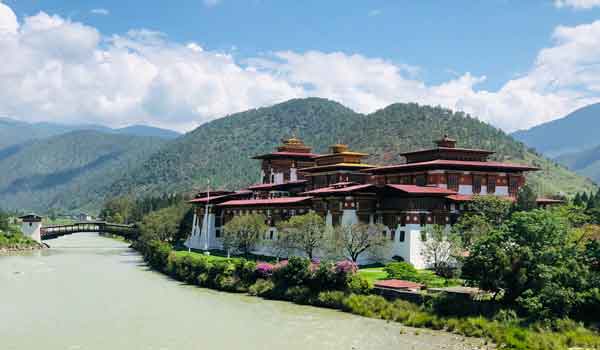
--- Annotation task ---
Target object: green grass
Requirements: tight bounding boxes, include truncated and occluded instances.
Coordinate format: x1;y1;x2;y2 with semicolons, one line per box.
358;267;388;284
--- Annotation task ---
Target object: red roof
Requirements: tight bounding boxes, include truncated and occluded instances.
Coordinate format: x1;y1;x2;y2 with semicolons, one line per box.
374;279;423;290
301;184;375;195
246;180;307;190
386;184;457;195
366;159;539;173
252;151;321;159
218;196;313;207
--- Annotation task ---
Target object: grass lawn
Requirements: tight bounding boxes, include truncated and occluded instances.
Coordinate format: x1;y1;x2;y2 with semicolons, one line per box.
358;267;388;284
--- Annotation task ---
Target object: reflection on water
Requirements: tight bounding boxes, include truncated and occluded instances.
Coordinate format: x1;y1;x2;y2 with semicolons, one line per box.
0;233;480;350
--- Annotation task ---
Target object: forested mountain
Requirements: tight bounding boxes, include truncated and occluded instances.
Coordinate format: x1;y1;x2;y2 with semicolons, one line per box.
512;103;600;157
0;117;180;150
556;145;600;184
109;98;596;199
0;131;167;213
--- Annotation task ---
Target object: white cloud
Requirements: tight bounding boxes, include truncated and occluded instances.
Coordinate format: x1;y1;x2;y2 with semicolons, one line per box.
90;8;109;15
555;0;600;9
1;3;600;132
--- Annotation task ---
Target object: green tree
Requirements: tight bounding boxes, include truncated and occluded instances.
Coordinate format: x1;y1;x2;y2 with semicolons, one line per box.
222;214;267;257
333;223;389;262
462;209;589;317
420;224;462;277
515;184;538;212
277;211;326;259
138;203;190;244
453;195;512;248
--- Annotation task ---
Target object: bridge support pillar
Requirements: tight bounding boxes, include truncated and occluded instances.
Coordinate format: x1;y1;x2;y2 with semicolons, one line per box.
19;214;43;244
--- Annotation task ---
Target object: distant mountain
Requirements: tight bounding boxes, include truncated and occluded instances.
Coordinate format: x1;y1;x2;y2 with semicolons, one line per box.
112;125;181;139
0;131;167;213
0;117;180;150
109;98;596;199
512;103;600;157
556;145;600;184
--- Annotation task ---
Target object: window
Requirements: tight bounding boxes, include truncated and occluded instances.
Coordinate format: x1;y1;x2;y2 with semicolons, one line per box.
487;176;496;194
269;230;274;240
415;174;427;186
473;175;482;194
447;174;459;192
399;231;405;242
400;215;406;227
390;231;396;241
215;229;221;238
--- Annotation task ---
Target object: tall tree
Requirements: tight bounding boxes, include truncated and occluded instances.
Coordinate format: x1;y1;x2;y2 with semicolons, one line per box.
515;183;538;212
333;223;389;262
222;214;267;257
277;211;326;259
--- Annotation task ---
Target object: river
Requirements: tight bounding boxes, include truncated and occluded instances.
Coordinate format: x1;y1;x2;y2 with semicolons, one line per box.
0;233;484;350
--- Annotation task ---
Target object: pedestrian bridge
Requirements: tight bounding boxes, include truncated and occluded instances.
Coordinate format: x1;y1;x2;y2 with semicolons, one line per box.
41;221;138;240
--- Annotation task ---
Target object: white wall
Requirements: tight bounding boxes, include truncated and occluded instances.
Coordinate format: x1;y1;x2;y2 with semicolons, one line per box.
21;221;42;243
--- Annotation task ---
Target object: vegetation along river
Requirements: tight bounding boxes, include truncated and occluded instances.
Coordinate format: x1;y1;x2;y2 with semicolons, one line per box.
0;233;485;350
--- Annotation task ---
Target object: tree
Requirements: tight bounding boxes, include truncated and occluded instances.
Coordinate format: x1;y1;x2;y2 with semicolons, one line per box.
277;211;326;259
420;224;462;277
515;183;537;212
333;223;389;262
138;203;190;244
222;214;267;257
462;209;589;318
453;195;512;248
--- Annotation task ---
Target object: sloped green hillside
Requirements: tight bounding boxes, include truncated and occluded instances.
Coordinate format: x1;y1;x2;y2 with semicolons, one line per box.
556;145;600;184
109;98;596;198
0;131;167;212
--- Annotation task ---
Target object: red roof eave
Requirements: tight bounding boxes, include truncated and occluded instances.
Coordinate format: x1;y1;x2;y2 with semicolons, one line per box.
218;196;313;207
300;184;375;195
365;159;539;173
386;184;457;195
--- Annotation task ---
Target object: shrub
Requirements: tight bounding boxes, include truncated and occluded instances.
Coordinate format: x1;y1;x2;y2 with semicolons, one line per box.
383;262;419;281
255;262;275;278
284;286;313;304
248;279;275;297
272;256;311;289
316;291;347;309
234;259;257;287
347;274;371;294
342;294;395;319
335;260;358;274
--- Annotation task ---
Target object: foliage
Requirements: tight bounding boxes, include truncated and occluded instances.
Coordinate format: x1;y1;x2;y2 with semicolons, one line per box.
222;214;267;257
276;211;326;259
384;262;419;281
515;184;538;212
0;130;167;213
420;225;462;277
138;202;190;244
462;209;595;319
332;223;389;262
453;195;513;248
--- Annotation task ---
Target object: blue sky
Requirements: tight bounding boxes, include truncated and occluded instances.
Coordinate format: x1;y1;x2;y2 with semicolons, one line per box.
1;0;600;132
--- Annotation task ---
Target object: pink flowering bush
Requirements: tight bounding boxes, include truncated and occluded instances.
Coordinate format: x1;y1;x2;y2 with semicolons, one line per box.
256;262;275;278
335;260;358;275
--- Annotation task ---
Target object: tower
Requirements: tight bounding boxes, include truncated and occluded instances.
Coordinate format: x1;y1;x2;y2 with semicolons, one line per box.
19;214;43;243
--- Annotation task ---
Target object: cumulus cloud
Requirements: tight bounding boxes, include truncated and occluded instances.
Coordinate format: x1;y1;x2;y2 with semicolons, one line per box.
0;2;600;132
90;8;110;15
554;0;600;9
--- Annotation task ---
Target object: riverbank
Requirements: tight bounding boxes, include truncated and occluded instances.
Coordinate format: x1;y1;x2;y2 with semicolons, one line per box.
0;233;44;253
137;240;600;350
